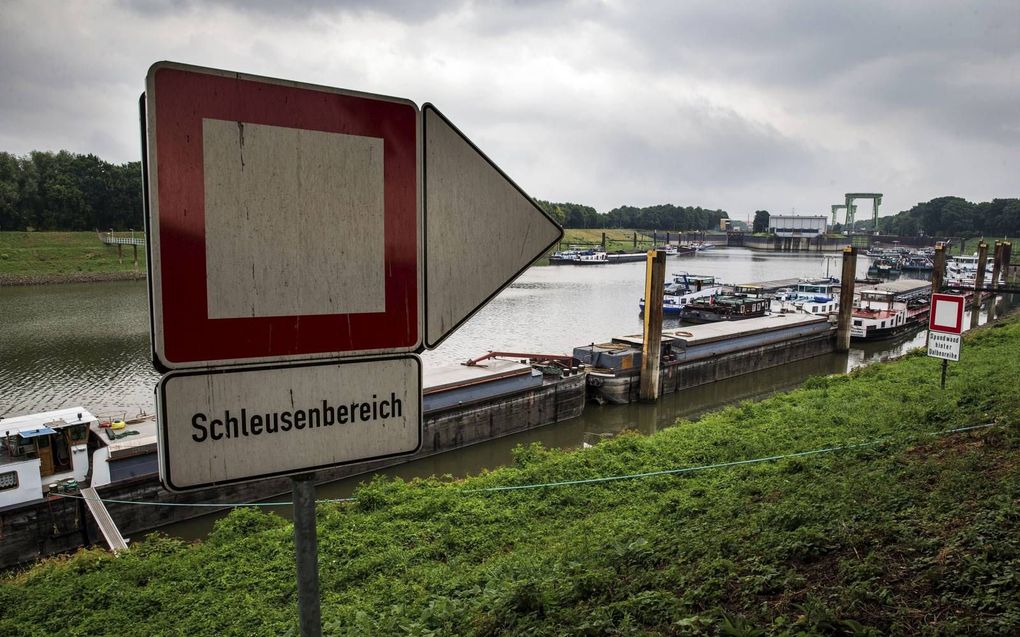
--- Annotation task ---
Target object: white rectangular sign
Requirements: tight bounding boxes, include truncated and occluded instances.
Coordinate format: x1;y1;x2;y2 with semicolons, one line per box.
927;332;961;361
157;356;422;491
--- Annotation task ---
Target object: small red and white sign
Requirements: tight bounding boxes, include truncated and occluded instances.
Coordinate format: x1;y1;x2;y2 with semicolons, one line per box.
928;293;966;334
145;62;420;369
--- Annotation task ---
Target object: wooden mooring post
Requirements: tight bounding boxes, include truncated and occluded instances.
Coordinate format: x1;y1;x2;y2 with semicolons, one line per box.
1004;242;1014;284
835;246;857;352
639;250;667;401
970;241;988;329
989;241;1003;321
932;243;946;292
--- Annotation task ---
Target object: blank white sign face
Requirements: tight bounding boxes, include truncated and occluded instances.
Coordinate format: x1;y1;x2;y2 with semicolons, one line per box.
203;119;386;319
932;298;962;331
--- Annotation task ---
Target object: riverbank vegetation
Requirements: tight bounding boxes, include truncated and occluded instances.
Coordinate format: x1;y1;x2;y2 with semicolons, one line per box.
0;151;141;231
3;315;1019;635
0;231;145;284
555;228;723;254
871;196;1020;239
539;200;730;232
557;228;658;253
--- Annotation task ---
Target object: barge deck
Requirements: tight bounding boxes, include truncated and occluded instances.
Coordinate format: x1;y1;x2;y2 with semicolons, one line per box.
575;314;835;404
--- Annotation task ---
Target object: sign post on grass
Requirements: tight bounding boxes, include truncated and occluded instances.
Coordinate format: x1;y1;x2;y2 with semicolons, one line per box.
927;293;966;389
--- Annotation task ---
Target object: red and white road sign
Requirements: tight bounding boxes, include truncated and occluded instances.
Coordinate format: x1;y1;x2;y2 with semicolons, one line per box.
145;62;420;369
145;62;561;488
929;293;966;334
145;62;560;370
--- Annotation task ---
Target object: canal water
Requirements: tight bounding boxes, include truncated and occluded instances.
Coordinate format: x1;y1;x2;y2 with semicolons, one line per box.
0;248;1009;538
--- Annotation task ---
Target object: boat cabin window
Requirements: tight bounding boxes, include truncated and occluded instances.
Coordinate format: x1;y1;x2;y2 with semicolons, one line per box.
67;424;87;444
853;319;862;326
0;471;18;491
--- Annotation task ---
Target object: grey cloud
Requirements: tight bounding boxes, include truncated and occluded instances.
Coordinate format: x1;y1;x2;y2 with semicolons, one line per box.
118;0;460;22
1;0;1017;218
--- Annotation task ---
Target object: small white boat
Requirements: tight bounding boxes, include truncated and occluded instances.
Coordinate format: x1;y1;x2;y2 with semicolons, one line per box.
0;408;96;507
572;249;609;264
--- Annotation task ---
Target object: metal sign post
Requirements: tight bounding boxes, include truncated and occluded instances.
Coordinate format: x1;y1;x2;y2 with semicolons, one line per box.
292;473;321;637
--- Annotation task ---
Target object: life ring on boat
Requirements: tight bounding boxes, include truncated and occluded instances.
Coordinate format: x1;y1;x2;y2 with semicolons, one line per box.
589;376;604;387
110;419;126;430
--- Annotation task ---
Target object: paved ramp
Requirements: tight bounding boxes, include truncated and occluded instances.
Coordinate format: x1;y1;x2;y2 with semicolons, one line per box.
80;487;128;552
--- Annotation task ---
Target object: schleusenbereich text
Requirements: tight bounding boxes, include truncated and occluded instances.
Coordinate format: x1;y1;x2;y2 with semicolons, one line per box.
190;393;403;443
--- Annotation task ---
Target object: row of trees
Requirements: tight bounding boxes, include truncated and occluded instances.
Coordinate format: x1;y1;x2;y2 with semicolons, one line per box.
0;151;142;231
0;150;734;234
4;149;1014;239
538;200;729;231
862;196;1020;237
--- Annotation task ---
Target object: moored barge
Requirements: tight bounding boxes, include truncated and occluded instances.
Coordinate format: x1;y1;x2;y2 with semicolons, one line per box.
850;279;932;341
680;295;770;323
574;313;834;405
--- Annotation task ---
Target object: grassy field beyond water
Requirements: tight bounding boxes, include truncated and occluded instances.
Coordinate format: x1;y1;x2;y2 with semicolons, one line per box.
2;313;1020;635
0;231;145;284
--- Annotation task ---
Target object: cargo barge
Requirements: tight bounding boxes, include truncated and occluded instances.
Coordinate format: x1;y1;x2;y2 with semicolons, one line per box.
679;295;770;323
849;279;933;341
574;313;835;405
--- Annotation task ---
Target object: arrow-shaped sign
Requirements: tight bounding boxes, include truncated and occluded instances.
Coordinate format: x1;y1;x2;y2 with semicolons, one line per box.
423;104;562;348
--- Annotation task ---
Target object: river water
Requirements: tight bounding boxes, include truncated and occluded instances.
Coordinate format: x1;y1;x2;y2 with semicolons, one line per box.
0;248;1007;537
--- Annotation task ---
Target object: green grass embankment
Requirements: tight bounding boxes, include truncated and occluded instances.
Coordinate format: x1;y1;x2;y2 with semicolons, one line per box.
0;232;146;284
4;318;1020;635
557;228;651;253
946;237;1018;260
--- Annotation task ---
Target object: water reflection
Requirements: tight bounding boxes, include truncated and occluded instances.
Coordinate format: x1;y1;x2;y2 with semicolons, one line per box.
0;281;160;417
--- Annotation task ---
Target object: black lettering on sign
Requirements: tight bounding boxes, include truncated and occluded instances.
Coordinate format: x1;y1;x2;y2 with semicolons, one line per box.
186;392;410;445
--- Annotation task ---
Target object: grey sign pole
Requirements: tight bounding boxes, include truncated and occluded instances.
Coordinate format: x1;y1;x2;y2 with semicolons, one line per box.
292;473;321;637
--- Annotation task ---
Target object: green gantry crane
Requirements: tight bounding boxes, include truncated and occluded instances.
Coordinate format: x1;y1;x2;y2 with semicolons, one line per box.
830;204;856;228
843;193;883;232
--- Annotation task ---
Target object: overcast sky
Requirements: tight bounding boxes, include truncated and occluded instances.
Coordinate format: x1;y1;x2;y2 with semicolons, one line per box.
1;0;1017;220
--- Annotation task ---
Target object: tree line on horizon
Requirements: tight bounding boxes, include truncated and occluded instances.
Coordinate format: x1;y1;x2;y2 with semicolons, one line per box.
862;196;1020;238
545;196;1020;237
537;200;729;231
1;150;1017;238
0;150;142;231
